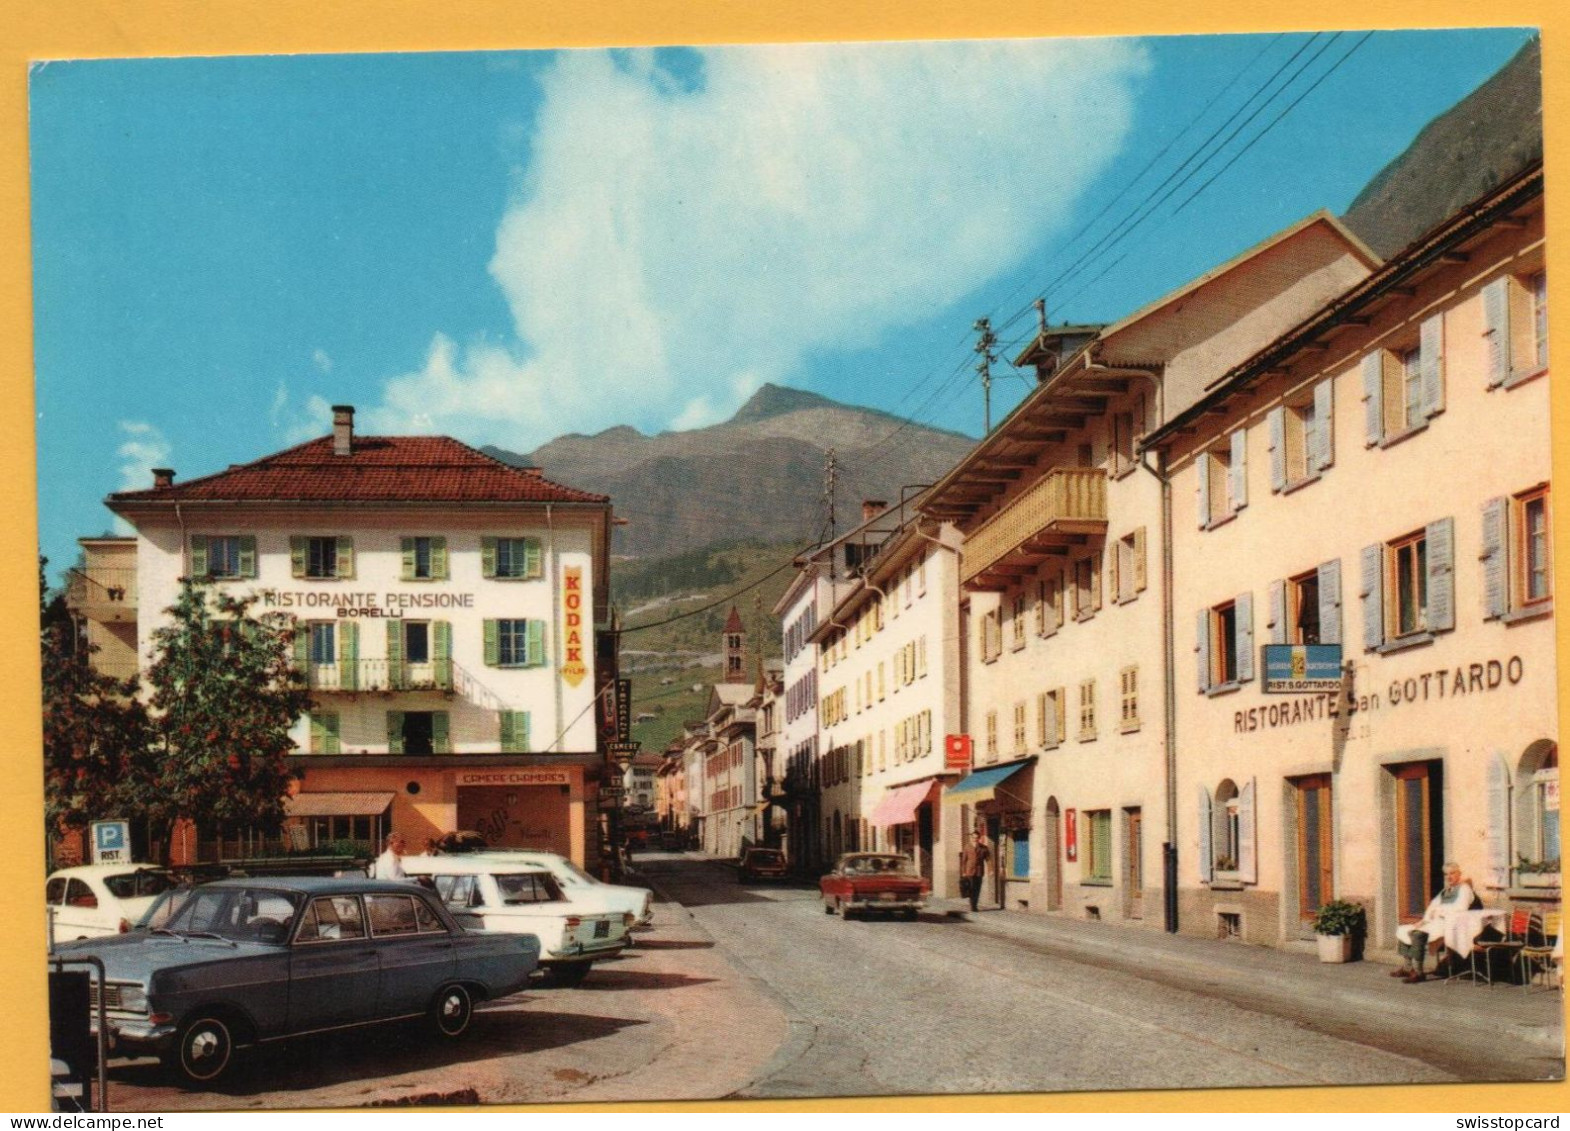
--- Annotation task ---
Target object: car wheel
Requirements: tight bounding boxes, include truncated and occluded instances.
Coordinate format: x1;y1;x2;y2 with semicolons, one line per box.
823;896;835;915
428;983;473;1039
172;1014;234;1085
552;963;592;988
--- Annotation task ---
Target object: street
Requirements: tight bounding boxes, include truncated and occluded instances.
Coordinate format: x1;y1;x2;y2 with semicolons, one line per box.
99;853;1561;1110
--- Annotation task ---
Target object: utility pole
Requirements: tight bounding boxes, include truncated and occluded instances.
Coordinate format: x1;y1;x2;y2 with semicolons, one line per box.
974;316;998;434
823;449;838;559
1034;297;1048;336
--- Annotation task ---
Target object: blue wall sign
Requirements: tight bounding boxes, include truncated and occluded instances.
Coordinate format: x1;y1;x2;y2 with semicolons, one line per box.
1261;644;1343;693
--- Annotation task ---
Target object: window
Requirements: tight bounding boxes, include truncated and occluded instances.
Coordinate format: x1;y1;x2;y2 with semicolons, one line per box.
1290;571;1320;645
1361;315;1444;444
367;894;421;937
1391;761;1442;922
1072;556;1102;621
1361;519;1453;650
404;621;430;665
1078;679;1096;742
1037;688;1065;749
1199;778;1256;881
1485;487;1553;619
1484;271;1549;387
309;622;336;665
1085;810;1112;883
1197;430;1246;527
1294;775;1334;921
1037;573;1063;637
291;536;353;580
985;711;998;760
401;536;448;581
1517;744;1560;872
192;535;255;579
484;536;543;580
1268;562;1342;647
298;896;366;942
980;608;1003;663
1119;666;1139;733
1013;701;1027;753
486;618;546;667
1197;594;1253;692
309;712;341;755
1010;592;1027;650
1111;529;1147;604
1268;379;1334;492
387;710;449;755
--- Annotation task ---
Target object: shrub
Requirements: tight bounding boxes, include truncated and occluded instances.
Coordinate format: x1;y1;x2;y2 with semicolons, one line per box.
1311;900;1367;937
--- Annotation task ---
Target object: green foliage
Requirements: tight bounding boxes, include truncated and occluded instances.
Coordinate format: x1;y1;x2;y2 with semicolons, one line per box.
40;556;155;837
1311;900;1368;937
144;579;314;856
616;540;799;661
1516;854;1561;875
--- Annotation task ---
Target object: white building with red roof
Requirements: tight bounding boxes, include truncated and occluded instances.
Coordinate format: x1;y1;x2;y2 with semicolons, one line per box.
107;405;615;870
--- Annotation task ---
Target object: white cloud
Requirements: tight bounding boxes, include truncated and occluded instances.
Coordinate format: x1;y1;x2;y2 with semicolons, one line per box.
312;348;333;374
366;38;1148;448
113;420;171;532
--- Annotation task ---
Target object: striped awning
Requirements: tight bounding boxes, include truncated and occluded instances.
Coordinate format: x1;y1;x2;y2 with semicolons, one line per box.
945;762;1028;804
285;791;396;818
869;781;938;828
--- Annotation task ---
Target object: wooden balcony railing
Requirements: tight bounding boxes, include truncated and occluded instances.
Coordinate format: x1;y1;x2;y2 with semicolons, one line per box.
960;468;1108;589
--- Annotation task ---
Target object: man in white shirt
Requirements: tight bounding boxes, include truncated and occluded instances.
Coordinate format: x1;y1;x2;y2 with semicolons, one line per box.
373;832;409;881
1393;862;1475;983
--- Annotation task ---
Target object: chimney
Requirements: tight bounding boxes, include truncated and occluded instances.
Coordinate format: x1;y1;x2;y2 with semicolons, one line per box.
332;405;355;456
862;499;887;522
152;468;175;490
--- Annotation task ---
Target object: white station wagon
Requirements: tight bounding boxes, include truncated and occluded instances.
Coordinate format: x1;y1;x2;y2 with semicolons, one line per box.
45;864;177;941
402;857;630;986
464;850;654;927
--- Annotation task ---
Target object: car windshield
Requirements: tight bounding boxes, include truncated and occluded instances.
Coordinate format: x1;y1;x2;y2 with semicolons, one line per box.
142;885;302;941
843;855;915;876
494;872;565;905
553;859;595;886
103;871;176;899
749;851;784;863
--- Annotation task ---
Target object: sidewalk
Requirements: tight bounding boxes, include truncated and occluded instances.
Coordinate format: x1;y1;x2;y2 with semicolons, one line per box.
927;894;1564;1059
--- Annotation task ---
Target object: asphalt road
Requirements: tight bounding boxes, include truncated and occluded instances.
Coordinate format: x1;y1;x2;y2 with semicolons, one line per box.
640;854;1472;1100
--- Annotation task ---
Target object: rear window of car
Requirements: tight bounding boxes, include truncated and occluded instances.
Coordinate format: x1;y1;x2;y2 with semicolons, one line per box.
297;895;366;942
366;894;420;936
496;873;563;904
104;871;175;899
749;850;785;863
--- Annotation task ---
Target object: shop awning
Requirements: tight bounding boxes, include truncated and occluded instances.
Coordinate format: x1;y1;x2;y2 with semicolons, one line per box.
869;781;938;828
945;763;1028;804
285;791;396;818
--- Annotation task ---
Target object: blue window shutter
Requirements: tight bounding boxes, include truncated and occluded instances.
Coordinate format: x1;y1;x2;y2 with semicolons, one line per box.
1313;378;1334;471
1420;314;1445;418
1361;352;1383;445
1482;497;1508;620
1196;452;1211;528
190;537;209;578
1235;592;1254;682
1318;559;1342;645
1483;276;1511;387
1268;579;1286;646
1197;786;1213;883
1267;408;1286;493
1360;544;1384;651
238;536;257;578
1426;516;1455;632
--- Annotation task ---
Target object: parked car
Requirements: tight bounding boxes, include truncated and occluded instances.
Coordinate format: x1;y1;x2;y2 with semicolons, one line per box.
467;850;654;926
46;864;177;941
819;853;930;920
50;876;539;1086
403;856;629;986
738;847;789;883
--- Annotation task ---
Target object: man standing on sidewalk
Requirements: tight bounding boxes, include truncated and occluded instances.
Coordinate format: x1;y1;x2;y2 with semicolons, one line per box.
960;831;992;913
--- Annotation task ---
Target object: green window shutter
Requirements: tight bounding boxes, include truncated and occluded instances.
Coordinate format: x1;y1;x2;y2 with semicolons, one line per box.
483;619;499;667
336;536;355;579
525;537;543;579
432;711;450;754
433;620;452;689
431;537;448;580
386;620;405;689
518;710;530;753
310;713;324;754
387;711;405;755
238;536;257;578
499;710;520;753
401;537;416;581
293;623;310;671
290;536;307;578
481;537;498;579
190;537;209;578
339;621;358;691
527;620;547;667
324;712;341;755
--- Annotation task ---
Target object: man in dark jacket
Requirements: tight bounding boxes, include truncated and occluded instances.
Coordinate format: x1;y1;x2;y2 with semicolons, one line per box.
960;831;992;913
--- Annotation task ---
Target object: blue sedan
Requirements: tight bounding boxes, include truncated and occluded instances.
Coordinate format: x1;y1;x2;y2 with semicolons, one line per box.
52;876;541;1086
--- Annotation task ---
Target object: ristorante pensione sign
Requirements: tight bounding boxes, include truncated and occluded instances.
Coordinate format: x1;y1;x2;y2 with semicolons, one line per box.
260;589;475;617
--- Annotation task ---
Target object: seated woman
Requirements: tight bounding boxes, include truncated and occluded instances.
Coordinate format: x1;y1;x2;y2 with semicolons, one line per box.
1393;862;1475;983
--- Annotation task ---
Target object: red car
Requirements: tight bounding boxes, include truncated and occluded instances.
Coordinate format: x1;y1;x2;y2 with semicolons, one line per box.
738;847;789;883
819;853;930;920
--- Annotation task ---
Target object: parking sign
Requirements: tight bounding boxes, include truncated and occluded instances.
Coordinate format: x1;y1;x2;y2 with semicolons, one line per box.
91;820;131;865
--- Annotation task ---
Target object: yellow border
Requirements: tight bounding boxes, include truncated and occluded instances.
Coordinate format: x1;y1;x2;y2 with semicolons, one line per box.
4;0;1566;1115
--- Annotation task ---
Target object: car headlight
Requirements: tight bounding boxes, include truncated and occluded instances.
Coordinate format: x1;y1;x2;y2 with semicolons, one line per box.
117;985;149;1013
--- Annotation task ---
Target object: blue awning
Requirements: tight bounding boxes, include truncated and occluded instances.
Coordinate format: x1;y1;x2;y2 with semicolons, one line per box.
945;762;1028;803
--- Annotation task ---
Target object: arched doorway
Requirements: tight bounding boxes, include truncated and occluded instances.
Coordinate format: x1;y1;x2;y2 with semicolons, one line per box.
1044;797;1062;911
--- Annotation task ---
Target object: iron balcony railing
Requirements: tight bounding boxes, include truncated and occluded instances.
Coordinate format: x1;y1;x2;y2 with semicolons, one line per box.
960;467;1108;589
299;658;455;694
64;567;137;622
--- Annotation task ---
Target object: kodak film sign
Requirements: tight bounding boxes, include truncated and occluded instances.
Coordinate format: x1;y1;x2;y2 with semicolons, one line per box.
561;566;587;688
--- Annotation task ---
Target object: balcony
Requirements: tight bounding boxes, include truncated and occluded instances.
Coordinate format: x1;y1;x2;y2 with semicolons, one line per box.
300;658;455;694
960;467;1107;590
65;567;137;624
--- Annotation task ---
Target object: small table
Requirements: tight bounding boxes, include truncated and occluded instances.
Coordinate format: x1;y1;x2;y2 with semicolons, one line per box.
1442;908;1506;959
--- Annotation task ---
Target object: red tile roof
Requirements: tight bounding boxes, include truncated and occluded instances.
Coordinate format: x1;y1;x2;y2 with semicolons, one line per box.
109;435;609;506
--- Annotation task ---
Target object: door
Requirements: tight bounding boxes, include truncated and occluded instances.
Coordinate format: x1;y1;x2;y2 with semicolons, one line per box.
917;804;934;882
1124;808;1144;920
1393;761;1445;923
366;893;455;1017
290;895;381;1031
1294;774;1334;923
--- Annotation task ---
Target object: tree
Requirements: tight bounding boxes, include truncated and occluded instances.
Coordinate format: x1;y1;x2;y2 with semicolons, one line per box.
143;578;314;862
40;556;154;855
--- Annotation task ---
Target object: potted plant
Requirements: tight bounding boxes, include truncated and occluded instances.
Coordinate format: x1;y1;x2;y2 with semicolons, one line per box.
1515;855;1561;889
1311;900;1366;963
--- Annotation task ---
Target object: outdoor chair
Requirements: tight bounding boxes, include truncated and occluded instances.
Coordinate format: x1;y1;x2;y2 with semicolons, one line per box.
1457;907;1530;987
1515;910;1562;991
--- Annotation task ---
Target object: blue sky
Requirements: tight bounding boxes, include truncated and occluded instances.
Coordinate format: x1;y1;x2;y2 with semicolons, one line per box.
30;28;1536;576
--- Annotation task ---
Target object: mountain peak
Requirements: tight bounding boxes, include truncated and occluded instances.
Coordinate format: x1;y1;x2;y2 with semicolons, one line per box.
731;383;837;423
